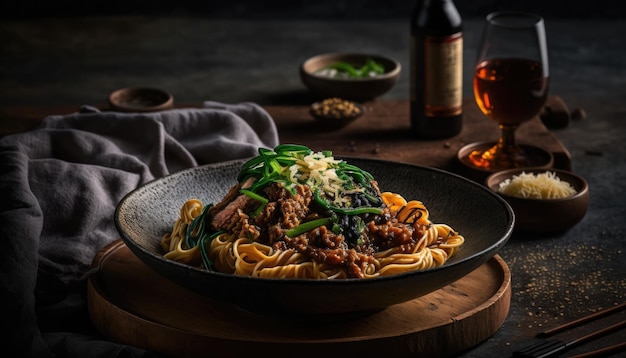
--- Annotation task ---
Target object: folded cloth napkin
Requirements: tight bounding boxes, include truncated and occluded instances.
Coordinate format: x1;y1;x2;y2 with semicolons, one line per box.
0;101;279;357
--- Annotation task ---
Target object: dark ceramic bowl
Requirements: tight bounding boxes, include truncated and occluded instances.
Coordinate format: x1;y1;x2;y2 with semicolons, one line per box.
115;158;514;319
300;53;401;101
108;87;174;112
485;168;589;233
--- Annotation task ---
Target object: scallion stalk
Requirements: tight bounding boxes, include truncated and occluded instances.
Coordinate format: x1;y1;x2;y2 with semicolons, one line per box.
285;217;331;238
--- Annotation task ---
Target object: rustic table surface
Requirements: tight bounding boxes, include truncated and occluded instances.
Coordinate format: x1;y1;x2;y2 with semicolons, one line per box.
1;12;625;358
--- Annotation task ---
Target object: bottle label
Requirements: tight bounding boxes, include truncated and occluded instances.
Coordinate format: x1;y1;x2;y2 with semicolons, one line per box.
424;33;463;116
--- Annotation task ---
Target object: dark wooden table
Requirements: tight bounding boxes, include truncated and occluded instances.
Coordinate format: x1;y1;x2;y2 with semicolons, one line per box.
2;15;625;358
271;98;570;173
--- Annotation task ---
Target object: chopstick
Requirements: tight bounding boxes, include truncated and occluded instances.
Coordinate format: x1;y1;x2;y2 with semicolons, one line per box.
568;341;626;358
538;302;626;338
563;319;626;349
513;319;626;358
513;303;626;358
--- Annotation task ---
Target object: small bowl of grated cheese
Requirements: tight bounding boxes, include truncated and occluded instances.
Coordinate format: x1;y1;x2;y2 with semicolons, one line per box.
486;168;589;233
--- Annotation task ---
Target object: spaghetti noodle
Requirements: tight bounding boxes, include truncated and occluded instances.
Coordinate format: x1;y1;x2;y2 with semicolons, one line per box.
161;145;464;279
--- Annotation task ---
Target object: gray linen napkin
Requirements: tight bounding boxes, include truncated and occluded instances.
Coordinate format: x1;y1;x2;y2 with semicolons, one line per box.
0;101;279;357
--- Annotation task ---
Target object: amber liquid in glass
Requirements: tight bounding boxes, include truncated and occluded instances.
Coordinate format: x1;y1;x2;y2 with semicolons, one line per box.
468;57;549;169
474;58;548;126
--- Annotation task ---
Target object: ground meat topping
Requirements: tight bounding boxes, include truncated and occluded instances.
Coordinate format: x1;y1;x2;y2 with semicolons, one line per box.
208;180;422;278
366;220;417;252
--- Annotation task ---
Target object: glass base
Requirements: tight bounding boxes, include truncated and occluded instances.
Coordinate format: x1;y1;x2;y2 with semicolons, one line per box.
457;141;554;181
467;143;533;171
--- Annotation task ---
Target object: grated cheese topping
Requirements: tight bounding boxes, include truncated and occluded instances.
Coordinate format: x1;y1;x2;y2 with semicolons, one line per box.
288;151;361;206
498;171;577;199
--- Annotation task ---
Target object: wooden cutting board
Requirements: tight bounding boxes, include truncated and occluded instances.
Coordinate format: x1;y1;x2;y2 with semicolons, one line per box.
87;240;511;358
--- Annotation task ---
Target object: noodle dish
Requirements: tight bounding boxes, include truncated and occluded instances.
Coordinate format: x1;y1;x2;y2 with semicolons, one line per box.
161;144;465;279
115;146;514;316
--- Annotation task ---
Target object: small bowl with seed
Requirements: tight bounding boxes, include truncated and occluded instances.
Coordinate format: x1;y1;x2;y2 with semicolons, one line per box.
485;168;589;234
310;98;365;130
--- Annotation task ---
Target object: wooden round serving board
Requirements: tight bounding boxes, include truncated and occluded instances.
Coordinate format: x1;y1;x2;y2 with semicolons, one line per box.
87;240;511;358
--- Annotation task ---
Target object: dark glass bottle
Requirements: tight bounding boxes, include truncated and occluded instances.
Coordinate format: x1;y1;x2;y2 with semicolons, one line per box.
410;0;463;139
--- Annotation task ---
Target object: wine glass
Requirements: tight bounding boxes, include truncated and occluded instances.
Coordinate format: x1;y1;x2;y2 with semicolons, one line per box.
467;12;550;171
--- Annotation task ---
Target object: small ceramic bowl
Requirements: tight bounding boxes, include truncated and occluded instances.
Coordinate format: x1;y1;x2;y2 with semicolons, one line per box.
485;168;589;234
108;87;174;112
300;53;401;101
309;98;365;130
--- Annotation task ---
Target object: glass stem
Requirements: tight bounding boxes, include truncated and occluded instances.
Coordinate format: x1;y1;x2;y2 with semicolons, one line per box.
497;124;519;154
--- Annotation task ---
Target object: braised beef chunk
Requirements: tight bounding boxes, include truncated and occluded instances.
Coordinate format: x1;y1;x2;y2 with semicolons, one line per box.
209;178;256;230
210;193;256;231
209;178;250;215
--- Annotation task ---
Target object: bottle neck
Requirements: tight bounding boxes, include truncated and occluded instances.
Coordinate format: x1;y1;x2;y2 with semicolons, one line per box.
412;0;462;35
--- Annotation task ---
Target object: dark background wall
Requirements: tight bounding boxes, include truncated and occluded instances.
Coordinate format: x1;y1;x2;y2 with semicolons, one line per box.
2;0;624;19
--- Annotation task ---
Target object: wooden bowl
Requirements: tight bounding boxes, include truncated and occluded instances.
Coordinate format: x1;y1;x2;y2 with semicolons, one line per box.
485;168;589;234
108;87;174;112
116;158;514;320
300;53;401;101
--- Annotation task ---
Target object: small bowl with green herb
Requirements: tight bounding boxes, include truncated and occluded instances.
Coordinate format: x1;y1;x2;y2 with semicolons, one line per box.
300;53;401;101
